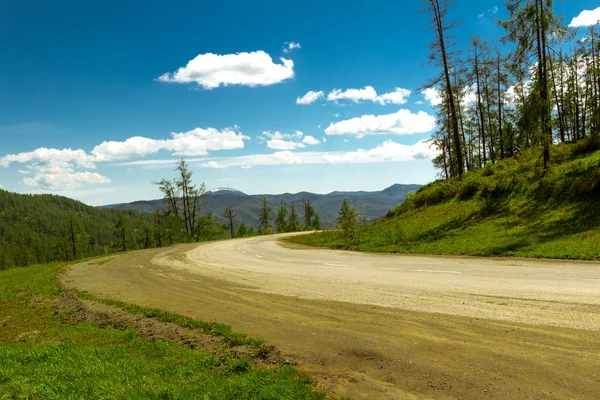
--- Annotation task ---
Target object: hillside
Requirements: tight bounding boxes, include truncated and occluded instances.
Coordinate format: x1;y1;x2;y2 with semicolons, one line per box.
288;141;600;260
103;184;421;228
0;190;153;268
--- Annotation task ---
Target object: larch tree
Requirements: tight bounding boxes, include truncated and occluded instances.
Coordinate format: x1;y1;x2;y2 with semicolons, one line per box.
223;206;237;238
422;0;464;177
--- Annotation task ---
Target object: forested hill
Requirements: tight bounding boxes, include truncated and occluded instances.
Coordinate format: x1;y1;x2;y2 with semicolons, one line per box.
103;184;421;228
0;189;152;269
289;141;600;260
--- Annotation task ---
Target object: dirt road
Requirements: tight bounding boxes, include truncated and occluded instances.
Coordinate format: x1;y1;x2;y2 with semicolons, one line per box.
63;234;600;399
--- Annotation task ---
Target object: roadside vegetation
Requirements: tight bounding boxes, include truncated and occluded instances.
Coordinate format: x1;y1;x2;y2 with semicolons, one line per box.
289;0;600;261
0;262;323;399
288;142;600;260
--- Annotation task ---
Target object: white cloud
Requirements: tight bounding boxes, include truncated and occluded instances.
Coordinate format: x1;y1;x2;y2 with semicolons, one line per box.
327;86;378;103
478;13;485;19
251;150;302;165
373;88;412;105
302;135;320;145
118;139;439;169
0;148;94;170
1;127;248;190
415;100;424;105
492;6;498;13
91;137;162;162
283;41;301;53
201;161;226;169
324;109;436;138
157;51;294;89
321;140;438;164
569;7;600;27
296;90;324;105
260;130;308;149
23;171;111;190
267;139;306;150
92;128;248;161
326;86;411;105
422;87;442;106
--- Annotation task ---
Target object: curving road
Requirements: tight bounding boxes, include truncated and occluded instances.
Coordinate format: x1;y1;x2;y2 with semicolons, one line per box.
63;233;600;400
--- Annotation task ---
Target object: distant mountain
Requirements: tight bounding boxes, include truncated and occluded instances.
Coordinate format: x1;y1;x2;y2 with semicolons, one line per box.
101;184;421;228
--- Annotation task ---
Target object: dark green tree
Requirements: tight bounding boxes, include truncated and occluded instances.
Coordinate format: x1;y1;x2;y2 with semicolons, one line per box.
223;206;237;238
275;198;288;233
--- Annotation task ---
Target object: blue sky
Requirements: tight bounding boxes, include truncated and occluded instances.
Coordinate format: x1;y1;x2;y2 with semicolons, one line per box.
0;0;598;205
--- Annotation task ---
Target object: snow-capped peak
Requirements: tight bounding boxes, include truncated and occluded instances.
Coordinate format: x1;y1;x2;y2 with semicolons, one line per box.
209;187;244;194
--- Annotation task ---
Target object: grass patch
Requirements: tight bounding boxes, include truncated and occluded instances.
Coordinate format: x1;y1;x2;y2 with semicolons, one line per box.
0;263;323;399
287;142;600;260
74;291;263;347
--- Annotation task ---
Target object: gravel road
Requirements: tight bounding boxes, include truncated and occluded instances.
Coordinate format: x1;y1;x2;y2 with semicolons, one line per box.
63;233;600;399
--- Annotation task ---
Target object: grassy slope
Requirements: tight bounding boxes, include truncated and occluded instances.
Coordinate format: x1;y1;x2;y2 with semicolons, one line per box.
0;263;322;399
288;141;600;260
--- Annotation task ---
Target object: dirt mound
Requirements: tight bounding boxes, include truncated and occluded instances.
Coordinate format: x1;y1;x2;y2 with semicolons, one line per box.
57;291;288;367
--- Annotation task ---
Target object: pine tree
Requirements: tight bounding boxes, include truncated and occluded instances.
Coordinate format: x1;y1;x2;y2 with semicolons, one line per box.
223;207;237;238
258;196;272;234
275;199;288;233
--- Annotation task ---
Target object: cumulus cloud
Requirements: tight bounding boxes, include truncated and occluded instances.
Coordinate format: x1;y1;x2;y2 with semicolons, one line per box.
422;87;442;106
321;140;438;164
195;140;438;169
201;161;226;169
302;135;320;145
569;7;600;27
326;86;411;105
267;139;305;150
251;150;302;165
157;51;294;89
324;109;436;138
296;90;324;105
91;128;248;161
23;171;111;190
283;41;301;53
0;127;248;190
0;148;94;170
259;130;319;149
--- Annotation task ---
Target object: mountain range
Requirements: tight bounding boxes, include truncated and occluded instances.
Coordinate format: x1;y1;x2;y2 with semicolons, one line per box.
102;184;421;228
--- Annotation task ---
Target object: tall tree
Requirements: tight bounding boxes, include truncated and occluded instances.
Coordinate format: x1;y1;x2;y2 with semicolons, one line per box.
423;0;464;177
302;197;316;230
275;199;288;233
115;212;130;252
258;196;272;233
337;199;357;240
153;178;179;218
500;0;560;169
223;207;237;238
287;203;301;232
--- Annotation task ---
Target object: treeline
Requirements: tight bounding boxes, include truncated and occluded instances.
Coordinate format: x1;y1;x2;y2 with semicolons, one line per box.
424;0;600;178
0;189;156;269
0;159;330;270
154;160;322;241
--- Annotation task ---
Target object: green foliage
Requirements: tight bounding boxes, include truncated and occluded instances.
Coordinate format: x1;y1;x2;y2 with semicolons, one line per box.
336;199;357;243
287;203;301;232
0;190;154;269
258;196;272;233
276;199;289;233
288;143;600;260
0;263;323;399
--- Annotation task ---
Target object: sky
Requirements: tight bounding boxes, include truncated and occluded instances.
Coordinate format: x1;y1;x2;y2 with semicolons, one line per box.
1;0;599;205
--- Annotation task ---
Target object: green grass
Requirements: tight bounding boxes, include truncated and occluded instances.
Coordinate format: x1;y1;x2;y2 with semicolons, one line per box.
0;263;323;399
75;291;263;347
287;141;600;260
